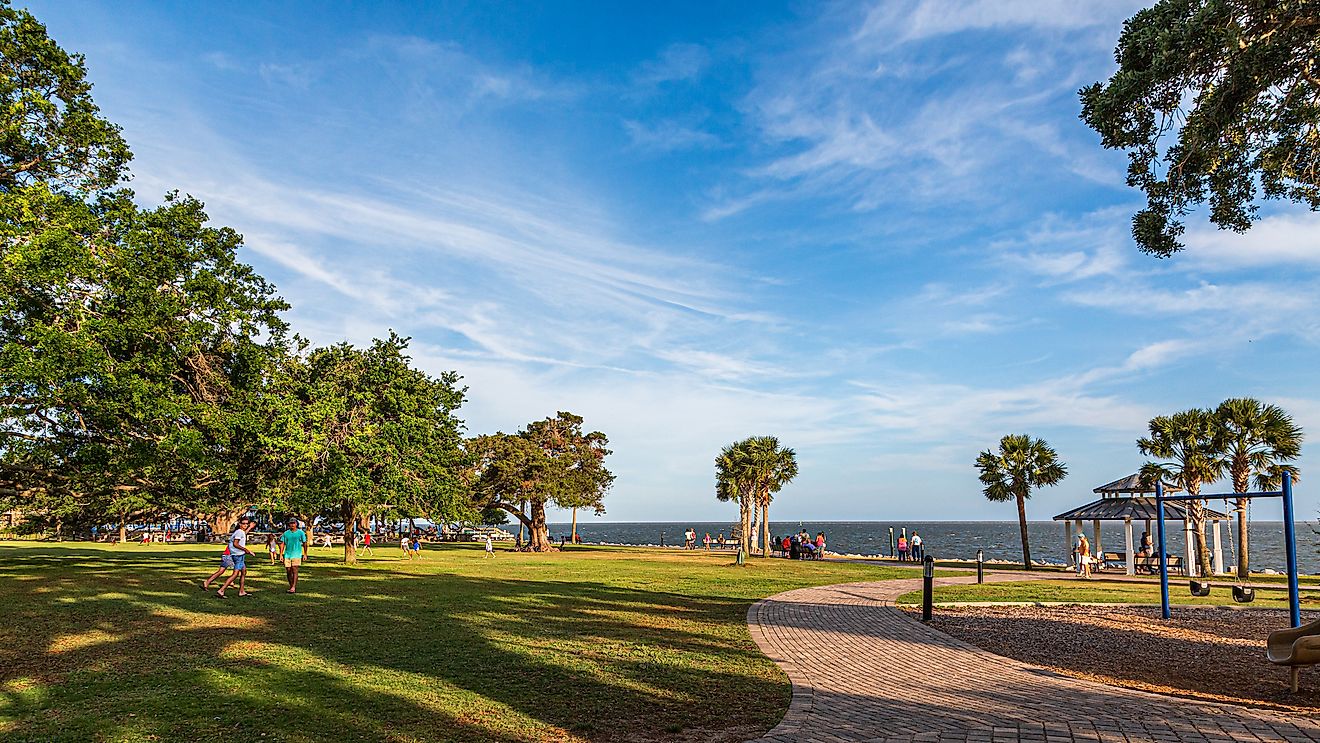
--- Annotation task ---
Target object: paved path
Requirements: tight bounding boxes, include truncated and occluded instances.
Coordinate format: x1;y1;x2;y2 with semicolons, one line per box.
747;574;1320;742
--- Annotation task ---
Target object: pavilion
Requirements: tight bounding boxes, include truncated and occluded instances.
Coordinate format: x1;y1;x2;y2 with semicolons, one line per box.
1052;473;1230;576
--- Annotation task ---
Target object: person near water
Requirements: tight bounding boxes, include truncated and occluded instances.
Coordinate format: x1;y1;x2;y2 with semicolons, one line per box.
1076;532;1092;579
897;533;909;562
266;533;280;564
279;518;308;593
910;531;924;561
703;532;712;550
814;532;826;558
214;517;256;598
717;532;726;548
484;534;494;558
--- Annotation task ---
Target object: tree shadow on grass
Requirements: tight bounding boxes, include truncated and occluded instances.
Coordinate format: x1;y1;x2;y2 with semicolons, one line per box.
0;545;788;742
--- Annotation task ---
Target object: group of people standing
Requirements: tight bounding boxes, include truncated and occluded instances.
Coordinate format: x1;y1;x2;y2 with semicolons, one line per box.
683;527;727;550
894;529;924;561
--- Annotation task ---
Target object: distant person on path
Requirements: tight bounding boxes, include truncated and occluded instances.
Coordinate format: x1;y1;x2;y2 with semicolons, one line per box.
362;531;373;556
910;531;923;561
684;527;696;549
279;518;308;593
781;534;791;558
484;534;494;558
703;532;712;550
897;534;909;562
266;534;280;564
215;517;256;598
322;533;333;550
815;532;826;558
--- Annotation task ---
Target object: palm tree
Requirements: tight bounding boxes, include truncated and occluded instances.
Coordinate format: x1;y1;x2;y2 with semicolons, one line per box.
1138;408;1224;578
716;436;799;559
1213;398;1303;580
716;441;757;557
748;437;798;559
975;434;1067;570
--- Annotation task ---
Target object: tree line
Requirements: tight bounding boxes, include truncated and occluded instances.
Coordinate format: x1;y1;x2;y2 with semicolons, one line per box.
0;4;612;559
976;398;1302;577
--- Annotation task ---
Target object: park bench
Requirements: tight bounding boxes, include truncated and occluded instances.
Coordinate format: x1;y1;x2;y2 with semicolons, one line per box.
1132;555;1184;575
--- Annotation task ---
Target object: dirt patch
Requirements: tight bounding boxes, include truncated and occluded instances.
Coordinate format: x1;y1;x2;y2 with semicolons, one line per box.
910;604;1320;714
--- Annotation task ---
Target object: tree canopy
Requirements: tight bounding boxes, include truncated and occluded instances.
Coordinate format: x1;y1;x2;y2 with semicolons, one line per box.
468;412;613;552
975;434;1066;570
1081;0;1320;257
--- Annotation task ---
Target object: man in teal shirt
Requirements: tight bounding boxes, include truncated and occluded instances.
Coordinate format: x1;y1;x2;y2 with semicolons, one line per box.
279;518;308;594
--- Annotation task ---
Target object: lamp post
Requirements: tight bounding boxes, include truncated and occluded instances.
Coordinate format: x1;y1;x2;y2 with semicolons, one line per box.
976;548;984;584
921;555;935;621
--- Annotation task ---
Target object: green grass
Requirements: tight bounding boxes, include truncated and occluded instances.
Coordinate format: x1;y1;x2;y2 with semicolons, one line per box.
897;577;1311;608
0;540;920;742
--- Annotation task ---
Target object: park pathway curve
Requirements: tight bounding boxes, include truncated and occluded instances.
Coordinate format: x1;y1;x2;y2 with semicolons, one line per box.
747;573;1320;742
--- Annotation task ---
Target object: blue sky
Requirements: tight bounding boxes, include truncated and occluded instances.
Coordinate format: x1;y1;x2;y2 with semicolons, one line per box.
30;1;1320;522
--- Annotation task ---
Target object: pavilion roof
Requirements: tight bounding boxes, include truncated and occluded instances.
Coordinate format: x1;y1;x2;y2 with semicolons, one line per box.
1093;473;1183;494
1052;496;1227;522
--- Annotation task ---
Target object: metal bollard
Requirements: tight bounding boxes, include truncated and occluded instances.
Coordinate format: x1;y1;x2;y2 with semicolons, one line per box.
922;555;935;621
976;548;984;584
736;547;746;566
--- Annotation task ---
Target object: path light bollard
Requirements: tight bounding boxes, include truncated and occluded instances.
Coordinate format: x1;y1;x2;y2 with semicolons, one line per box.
976;549;984;584
737;546;746;566
922;555;935;622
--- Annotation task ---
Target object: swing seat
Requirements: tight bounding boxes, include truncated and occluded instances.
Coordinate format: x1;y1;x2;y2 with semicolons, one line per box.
1232;585;1256;603
1267;620;1320;692
1189;580;1211;597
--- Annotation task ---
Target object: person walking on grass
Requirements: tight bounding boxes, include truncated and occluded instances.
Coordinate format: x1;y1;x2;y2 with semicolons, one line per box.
703;532;712;550
202;525;239;591
400;533;410;558
266;534;280;565
279;518;308;593
362;530;374;556
484;534;494;558
214;517;256;599
409;532;422;560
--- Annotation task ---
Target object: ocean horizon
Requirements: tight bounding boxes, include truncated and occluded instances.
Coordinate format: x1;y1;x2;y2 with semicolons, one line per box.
543;519;1320;573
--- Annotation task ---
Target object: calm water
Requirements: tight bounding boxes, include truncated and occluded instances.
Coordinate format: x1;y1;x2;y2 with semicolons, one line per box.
545;520;1320;573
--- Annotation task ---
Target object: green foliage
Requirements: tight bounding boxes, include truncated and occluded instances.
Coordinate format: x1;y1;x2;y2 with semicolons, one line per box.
1214;397;1303;491
975;434;1066;569
0;1;130;193
273;334;468;560
1081;1;1320;257
714;435;798;558
1138;407;1227;576
469;412;613;551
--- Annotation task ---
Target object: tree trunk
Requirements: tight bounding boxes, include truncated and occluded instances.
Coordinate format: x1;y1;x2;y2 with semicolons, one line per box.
1235;497;1250;580
1016;492;1032;570
527;499;553;551
207;510;233;540
342;502;358;564
759;502;770;558
738;496;752;558
118;520;127;544
571;507;578;542
1187;496;1213;578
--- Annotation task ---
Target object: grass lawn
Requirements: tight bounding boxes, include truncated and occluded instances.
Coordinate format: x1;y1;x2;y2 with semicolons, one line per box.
897;577;1311;609
0;540;917;743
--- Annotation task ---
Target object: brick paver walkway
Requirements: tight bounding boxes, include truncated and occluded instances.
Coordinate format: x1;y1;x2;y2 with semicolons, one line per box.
748;574;1320;742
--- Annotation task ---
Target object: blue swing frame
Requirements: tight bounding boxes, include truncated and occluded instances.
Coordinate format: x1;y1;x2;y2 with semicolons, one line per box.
1155;472;1299;626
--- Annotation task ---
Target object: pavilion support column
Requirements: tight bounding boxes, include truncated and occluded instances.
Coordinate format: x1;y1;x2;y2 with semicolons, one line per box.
1062;521;1072;566
1212;519;1224;575
1092;519;1102;559
1184;518;1195;577
1124;518;1135;576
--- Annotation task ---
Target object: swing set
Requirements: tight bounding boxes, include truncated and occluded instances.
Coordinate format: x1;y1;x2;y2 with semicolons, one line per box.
1154;472;1300;626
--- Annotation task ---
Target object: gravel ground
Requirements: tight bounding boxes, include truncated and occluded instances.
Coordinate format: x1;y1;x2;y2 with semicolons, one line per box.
914;605;1320;714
